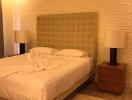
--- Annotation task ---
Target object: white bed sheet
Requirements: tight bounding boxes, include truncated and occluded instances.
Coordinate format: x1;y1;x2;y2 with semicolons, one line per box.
0;54;93;100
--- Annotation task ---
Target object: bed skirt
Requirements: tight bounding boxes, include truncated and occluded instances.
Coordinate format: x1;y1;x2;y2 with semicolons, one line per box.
54;72;94;100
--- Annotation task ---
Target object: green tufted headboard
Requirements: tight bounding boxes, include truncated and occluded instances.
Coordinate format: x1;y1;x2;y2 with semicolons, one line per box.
37;12;98;58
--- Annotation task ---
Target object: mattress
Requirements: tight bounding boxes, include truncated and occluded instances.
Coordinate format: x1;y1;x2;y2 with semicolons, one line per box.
0;54;93;100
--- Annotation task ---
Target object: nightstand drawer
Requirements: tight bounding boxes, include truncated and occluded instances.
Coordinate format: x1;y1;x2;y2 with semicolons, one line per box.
97;62;126;94
98;68;125;81
97;80;125;94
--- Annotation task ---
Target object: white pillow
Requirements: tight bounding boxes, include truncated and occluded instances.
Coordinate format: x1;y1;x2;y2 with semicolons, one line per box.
55;49;88;57
29;47;58;55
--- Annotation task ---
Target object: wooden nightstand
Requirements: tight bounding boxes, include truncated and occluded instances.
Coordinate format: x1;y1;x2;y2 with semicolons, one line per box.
97;62;126;94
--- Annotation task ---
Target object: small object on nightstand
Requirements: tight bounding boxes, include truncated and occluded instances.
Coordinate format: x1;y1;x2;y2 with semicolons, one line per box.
14;31;29;54
97;62;126;94
104;30;125;65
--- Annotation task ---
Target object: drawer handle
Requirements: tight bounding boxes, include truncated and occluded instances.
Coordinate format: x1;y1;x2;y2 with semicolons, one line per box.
98;79;125;83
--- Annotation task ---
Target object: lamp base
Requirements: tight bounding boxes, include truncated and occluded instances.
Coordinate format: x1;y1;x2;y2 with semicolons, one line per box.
19;43;25;54
107;62;119;66
109;48;117;65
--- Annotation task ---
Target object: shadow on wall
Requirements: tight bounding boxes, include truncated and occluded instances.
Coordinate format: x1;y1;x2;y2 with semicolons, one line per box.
0;0;4;58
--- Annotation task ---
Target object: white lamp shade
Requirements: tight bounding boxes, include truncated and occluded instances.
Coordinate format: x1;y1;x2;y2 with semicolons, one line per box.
15;31;29;43
104;30;125;48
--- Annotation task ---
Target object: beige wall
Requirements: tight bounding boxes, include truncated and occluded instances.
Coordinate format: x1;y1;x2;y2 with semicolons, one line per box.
2;0;132;87
2;0;14;56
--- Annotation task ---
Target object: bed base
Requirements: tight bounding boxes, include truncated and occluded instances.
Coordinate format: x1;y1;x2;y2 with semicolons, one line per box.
54;72;95;100
0;73;95;100
65;74;95;100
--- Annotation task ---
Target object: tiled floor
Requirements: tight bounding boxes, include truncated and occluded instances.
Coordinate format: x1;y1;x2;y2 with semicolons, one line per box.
0;83;132;100
71;83;132;100
71;94;104;100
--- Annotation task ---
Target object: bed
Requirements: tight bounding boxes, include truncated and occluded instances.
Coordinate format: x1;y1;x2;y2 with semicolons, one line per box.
0;12;98;100
0;54;93;100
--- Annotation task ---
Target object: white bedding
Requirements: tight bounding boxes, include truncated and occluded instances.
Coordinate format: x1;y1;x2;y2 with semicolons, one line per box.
0;54;93;100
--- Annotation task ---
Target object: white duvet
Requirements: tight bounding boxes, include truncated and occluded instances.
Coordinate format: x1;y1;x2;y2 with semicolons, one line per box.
0;54;93;100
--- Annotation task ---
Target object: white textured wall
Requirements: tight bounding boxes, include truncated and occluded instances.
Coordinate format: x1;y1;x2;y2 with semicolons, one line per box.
2;0;132;87
17;0;47;48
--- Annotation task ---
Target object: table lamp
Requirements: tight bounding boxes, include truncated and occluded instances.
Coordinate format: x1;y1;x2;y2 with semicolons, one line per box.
15;31;29;54
104;30;125;65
